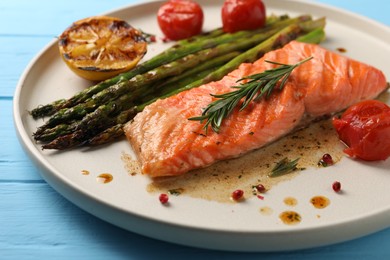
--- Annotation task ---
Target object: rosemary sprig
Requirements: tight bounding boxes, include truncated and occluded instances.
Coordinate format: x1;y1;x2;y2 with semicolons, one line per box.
189;57;313;133
268;157;300;178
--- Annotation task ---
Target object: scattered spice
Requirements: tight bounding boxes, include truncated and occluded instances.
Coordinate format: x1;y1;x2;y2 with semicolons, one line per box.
231;189;244;201
332;181;341;193
318;153;334;167
161;36;171;43
253;184;266;193
159;193;169;204
141;30;157;43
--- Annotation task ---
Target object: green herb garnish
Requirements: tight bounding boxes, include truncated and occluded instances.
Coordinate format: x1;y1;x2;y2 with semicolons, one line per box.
189;57;313;133
268;157;300;178
168;188;184;196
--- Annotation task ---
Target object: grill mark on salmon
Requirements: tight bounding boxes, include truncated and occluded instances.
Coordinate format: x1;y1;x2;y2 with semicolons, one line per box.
124;41;387;177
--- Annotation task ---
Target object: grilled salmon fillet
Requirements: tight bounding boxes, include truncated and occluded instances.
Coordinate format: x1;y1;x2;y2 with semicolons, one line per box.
124;41;387;177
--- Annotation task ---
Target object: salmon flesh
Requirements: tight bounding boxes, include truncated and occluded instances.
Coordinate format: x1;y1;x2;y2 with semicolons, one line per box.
124;41;387;177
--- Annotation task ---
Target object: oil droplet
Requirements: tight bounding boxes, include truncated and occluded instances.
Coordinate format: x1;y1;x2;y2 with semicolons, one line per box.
81;170;90;175
279;211;301;225
97;173;113;184
259;206;273;216
283;197;297;206
310;196;330;209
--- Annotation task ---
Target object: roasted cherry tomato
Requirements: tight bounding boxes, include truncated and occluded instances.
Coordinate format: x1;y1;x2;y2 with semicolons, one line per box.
221;0;266;33
157;0;204;41
332;100;390;161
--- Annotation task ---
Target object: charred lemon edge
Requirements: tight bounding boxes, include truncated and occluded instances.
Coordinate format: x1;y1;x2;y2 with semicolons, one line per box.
58;16;147;81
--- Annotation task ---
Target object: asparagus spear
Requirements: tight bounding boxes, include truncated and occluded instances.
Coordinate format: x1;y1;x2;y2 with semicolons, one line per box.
42;108;137;149
87;124;127;146
176;28;225;45
41;23;325;149
176;14;285;46
34;21;299;136
143;18;326;105
35;122;76;143
36;52;240;143
145;51;241;97
296;27;325;43
30;15;293;119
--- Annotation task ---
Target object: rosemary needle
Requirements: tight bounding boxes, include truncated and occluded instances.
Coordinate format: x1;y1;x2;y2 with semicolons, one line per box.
189;56;313;133
268;157;300;178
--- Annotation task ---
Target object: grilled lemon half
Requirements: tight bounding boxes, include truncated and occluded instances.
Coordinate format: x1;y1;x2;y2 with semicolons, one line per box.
58;16;147;81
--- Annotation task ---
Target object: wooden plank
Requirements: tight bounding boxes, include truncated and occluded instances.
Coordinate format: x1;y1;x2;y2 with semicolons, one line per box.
1;182;390;258
0;99;43;181
0;182;162;259
0;36;52;97
0;0;134;35
0;0;142;98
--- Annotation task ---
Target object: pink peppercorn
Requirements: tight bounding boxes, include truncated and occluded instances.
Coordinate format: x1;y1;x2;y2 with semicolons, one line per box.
255;184;266;193
257;195;264;200
323;154;334;165
159;193;169;204
231;189;244;201
318;153;334;167
332;181;341;193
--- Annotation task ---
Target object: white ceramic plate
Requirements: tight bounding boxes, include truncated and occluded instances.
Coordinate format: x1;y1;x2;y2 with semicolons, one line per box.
13;0;390;252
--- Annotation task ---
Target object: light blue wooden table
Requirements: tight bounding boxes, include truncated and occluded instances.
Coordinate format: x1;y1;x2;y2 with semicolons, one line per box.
1;0;389;259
